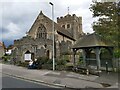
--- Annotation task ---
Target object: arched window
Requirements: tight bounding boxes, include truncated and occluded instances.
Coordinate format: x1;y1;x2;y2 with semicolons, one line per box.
37;24;47;39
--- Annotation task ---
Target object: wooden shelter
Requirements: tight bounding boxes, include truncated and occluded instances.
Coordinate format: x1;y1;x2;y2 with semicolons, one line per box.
72;33;114;71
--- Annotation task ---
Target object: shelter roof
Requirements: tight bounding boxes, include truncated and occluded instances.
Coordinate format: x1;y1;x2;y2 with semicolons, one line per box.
72;33;114;49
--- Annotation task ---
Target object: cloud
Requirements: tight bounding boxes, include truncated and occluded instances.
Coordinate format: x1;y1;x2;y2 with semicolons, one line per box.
6;22;20;33
2;22;23;40
1;27;9;34
0;0;95;44
69;0;94;33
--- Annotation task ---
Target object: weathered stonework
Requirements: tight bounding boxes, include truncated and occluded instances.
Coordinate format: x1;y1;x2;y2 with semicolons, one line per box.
57;14;83;40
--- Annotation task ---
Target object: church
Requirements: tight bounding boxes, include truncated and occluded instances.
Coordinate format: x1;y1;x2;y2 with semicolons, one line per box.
13;11;84;62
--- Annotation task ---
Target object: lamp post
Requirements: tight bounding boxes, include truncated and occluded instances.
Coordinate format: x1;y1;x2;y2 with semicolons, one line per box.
49;2;55;71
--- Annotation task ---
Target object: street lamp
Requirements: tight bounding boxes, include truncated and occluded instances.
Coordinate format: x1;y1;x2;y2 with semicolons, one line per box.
49;2;55;71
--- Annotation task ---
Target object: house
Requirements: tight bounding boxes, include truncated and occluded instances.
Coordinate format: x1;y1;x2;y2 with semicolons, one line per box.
0;42;5;58
6;45;14;55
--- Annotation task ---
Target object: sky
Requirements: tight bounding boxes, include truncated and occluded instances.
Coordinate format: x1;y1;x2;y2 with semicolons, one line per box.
0;0;96;46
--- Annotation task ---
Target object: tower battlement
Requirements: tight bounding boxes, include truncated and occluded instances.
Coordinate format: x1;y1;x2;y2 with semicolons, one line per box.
57;14;82;24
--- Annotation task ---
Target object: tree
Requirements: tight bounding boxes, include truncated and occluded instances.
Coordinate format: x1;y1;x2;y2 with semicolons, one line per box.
90;1;120;57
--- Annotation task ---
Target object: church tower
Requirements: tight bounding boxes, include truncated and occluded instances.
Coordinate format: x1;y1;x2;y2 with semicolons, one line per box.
57;14;83;40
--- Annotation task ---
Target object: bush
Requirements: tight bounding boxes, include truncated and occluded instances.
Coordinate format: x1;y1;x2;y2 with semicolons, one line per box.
42;64;52;70
34;57;69;70
55;58;68;71
56;65;65;71
2;54;11;63
47;59;53;64
76;56;83;66
65;63;74;71
36;57;53;69
2;56;7;62
19;62;29;67
56;59;67;66
37;57;49;65
114;50;120;58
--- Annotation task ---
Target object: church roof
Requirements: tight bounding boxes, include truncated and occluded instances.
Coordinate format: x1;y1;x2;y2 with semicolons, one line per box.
72;33;114;49
44;12;75;41
55;24;75;41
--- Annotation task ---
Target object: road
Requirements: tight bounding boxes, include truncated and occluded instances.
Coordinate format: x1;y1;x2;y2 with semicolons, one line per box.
2;63;117;89
2;74;61;90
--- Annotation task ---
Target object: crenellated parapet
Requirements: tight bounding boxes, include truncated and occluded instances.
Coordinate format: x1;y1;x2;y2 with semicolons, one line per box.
57;14;82;24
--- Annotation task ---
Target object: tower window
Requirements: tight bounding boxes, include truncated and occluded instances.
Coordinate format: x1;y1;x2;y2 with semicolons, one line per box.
62;25;65;28
67;24;70;29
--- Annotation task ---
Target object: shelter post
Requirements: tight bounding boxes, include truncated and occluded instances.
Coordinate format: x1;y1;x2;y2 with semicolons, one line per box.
82;49;86;67
73;49;77;66
108;47;114;71
95;47;101;71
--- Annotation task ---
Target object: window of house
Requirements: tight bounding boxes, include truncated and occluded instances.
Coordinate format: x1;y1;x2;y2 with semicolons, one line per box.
37;24;47;39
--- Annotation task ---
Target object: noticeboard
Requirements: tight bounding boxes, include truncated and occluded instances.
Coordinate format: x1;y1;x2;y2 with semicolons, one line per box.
24;54;31;61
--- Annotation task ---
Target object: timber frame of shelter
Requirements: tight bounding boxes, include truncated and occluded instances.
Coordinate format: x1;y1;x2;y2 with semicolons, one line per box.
72;33;114;72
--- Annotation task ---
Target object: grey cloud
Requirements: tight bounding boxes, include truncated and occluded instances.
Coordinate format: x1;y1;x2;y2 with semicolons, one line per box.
0;27;9;34
1;0;94;41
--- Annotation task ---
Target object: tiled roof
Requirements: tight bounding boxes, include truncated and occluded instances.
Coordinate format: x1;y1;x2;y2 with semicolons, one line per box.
7;45;14;49
55;24;75;41
72;33;114;49
0;41;6;49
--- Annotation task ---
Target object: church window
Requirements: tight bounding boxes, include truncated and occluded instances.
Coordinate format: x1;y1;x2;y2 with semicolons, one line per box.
37;24;47;39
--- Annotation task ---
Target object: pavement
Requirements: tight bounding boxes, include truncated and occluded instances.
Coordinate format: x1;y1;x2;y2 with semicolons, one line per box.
1;63;119;89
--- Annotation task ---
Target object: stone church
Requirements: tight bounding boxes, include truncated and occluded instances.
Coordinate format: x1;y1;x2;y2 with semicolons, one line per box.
13;11;84;62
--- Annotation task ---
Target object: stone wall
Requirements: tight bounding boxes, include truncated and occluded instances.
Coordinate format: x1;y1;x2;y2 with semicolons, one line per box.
59;40;72;55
